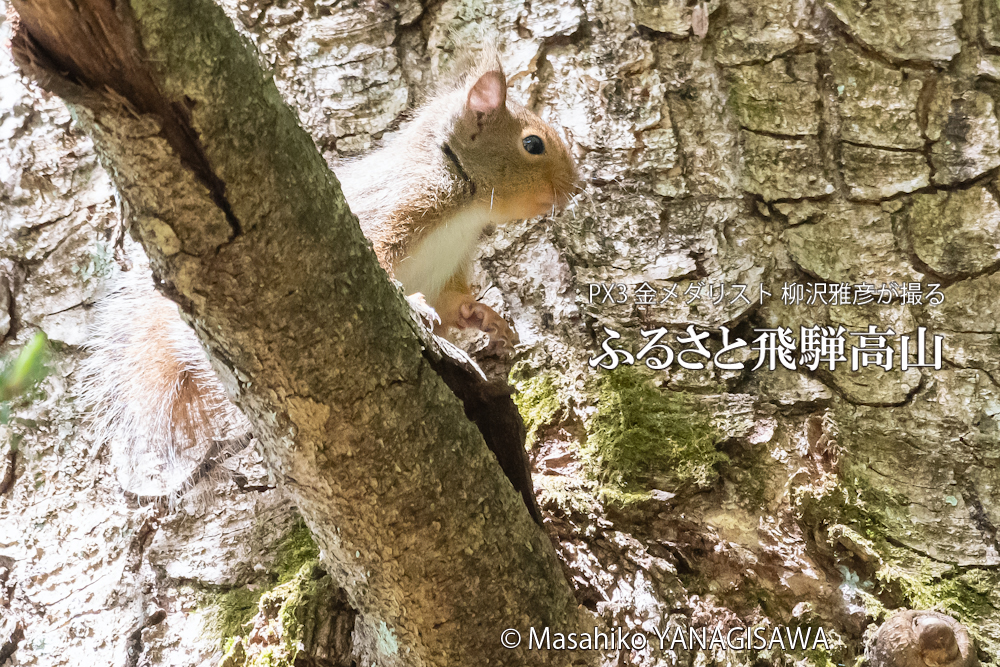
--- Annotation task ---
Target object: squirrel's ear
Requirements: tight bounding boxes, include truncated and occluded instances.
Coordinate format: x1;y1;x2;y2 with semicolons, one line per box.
467;70;507;114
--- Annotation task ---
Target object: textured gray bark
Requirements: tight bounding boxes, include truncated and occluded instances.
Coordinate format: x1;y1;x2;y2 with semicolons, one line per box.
2;0;1000;664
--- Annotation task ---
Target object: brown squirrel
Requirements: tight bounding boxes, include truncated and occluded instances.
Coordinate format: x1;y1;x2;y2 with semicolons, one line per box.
340;59;578;344
81;55;578;515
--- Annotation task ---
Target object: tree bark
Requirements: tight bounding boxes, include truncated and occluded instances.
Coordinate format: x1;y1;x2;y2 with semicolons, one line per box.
6;0;1000;662
7;0;591;664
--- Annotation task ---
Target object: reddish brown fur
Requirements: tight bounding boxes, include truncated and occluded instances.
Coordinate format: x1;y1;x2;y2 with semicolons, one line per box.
84;54;578;494
338;54;577;336
81;263;250;495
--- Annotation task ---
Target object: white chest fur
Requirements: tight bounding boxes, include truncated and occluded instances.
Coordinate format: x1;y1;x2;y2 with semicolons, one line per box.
393;205;496;303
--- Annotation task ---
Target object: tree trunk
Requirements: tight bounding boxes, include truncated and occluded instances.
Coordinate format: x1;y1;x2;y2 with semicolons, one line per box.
3;0;1000;664
5;0;589;665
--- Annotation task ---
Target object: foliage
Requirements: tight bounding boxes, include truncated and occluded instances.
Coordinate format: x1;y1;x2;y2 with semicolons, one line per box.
0;332;50;425
0;332;49;402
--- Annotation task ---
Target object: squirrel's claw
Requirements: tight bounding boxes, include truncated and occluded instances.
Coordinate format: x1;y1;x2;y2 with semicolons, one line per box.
407;292;441;329
458;301;519;351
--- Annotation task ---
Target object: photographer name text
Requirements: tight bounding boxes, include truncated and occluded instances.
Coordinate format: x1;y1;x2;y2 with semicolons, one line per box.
500;624;831;652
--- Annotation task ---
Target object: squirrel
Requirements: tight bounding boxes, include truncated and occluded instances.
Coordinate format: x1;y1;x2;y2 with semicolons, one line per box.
81;53;579;520
338;58;578;345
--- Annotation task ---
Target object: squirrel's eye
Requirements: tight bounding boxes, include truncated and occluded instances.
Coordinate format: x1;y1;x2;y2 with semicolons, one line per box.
522;135;545;155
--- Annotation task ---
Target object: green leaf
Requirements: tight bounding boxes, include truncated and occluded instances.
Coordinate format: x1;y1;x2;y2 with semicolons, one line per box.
0;332;50;402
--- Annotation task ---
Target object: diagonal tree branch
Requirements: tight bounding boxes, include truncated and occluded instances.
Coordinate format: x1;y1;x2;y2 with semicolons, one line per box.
7;0;593;663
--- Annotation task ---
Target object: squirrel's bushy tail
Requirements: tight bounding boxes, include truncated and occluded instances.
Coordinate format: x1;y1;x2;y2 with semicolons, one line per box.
80;264;250;497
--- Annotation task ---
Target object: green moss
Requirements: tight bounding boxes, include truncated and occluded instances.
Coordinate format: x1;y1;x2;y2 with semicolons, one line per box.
794;449;1000;655
211;561;333;667
534;476;600;515
892;563;997;616
800;632;856;667
583;367;725;491
211;587;265;643
793;459;910;547
271;518;320;583
511;367;564;448
879;549;1000;652
596;486;653;507
274;562;335;654
218;637;247;667
207;519;325;664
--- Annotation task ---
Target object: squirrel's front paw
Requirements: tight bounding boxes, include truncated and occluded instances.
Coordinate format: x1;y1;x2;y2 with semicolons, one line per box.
406;292;441;329
457;301;519;351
